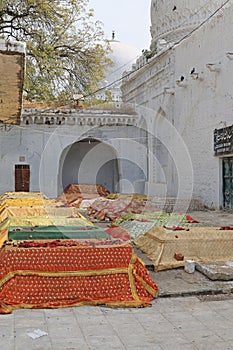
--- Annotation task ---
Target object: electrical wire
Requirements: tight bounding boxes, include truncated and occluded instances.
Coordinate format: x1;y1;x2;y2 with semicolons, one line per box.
174;0;231;46
2;0;232;127
106;0;214;78
83;0;231;100
16;0;229;112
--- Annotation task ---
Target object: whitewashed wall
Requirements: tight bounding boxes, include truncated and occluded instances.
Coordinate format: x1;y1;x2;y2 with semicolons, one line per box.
122;3;233;208
174;4;233;207
0;115;148;198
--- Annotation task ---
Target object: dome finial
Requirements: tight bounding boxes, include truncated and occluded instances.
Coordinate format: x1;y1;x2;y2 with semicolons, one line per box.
112;30;115;40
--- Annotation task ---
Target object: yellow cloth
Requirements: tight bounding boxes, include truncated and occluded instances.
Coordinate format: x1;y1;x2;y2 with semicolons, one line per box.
134;226;233;271
0;206;91;226
3;206;81;218
0;219;9;247
9;216;93;227
0;192;47;200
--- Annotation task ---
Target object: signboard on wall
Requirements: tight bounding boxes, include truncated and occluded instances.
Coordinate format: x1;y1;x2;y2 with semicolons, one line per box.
214;124;233;156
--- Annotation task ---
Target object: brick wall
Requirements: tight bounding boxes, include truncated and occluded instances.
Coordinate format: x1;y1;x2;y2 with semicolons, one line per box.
0;41;25;125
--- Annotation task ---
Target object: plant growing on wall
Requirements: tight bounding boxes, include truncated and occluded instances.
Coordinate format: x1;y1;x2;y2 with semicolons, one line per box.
142;48;157;60
0;0;111;102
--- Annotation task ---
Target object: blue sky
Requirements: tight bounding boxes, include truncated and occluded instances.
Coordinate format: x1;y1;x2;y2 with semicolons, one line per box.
88;0;151;51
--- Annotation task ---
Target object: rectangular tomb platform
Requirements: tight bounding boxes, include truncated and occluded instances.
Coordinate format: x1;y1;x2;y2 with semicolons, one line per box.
134;226;233;271
8;225;110;240
0;241;158;314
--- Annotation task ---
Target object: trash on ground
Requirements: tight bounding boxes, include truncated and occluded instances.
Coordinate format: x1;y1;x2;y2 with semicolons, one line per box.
27;329;48;339
184;260;195;273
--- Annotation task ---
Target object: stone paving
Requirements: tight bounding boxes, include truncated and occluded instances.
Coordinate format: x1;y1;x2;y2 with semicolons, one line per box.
1;209;233;350
1;296;233;350
187;210;233;227
135;209;233;298
151;267;233;297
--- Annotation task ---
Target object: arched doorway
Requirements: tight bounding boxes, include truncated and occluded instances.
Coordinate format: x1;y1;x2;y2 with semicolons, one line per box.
60;138;119;193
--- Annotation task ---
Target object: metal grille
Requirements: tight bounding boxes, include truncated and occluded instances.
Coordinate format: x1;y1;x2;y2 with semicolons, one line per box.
223;157;233;209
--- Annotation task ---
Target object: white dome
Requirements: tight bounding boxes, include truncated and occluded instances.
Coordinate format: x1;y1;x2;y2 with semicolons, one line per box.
105;39;140;86
150;0;227;50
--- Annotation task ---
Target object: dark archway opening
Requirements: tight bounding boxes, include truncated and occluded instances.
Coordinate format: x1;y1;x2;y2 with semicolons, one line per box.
61;139;119;193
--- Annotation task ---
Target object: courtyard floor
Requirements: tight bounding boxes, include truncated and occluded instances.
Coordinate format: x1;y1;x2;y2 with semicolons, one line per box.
1;296;233;350
1;209;233;350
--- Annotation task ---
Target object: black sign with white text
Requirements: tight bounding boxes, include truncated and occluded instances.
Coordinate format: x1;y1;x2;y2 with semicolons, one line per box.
214;125;233;156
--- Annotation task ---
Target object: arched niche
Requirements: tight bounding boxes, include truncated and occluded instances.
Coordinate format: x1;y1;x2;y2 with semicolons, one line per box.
59;138;120;193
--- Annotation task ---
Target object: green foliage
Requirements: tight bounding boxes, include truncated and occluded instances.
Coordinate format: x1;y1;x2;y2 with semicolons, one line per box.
142;48;157;60
0;0;111;102
105;89;113;102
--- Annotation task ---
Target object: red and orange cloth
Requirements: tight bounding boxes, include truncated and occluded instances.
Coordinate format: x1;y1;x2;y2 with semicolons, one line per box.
0;241;158;314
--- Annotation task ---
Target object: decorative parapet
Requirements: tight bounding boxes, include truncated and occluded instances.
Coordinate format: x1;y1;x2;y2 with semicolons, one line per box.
123;43;174;79
21;106;138;127
150;0;228;51
122;48;175;102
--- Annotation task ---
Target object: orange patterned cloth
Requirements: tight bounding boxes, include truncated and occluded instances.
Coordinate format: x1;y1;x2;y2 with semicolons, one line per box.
0;242;158;313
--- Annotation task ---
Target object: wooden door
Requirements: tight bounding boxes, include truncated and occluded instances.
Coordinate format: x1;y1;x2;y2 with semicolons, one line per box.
15;164;30;192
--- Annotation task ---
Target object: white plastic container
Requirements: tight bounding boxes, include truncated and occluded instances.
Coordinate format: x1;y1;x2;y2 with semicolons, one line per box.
184;260;195;273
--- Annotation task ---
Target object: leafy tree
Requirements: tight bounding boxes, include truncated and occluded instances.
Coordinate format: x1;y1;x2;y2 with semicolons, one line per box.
0;0;111;102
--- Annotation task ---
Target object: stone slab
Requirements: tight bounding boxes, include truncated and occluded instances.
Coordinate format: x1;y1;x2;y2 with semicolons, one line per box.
5;297;233;350
196;261;233;281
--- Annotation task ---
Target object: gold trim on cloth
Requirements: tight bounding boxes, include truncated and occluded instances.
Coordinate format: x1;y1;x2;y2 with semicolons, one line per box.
0;268;129;289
